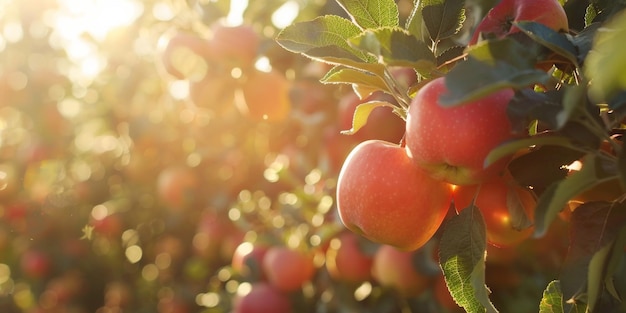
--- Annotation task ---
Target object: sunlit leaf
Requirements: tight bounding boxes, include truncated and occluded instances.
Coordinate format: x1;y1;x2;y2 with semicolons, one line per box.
276;15;380;71
340;101;397;135
585;4;598;27
320;66;390;96
335;0;399;29
350;27;437;72
406;0;425;40
439;206;496;313
539;280;564;313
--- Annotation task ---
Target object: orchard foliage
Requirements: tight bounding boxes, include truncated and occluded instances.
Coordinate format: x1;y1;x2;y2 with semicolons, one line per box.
277;0;626;312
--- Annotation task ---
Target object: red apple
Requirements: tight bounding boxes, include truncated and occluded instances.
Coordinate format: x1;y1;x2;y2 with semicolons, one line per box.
325;232;374;284
469;0;569;45
405;77;516;185
337;140;453;251
371;245;431;296
233;282;291;313
454;174;536;247
262;247;315;292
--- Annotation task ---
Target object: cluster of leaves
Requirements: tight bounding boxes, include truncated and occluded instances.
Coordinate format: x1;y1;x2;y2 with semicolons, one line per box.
277;0;626;312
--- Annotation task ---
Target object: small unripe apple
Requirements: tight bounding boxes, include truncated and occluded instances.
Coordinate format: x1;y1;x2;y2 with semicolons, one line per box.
337;140;453;251
405;77;516;185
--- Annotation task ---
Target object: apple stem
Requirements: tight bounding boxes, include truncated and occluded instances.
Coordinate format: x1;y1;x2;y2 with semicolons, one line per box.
382;67;411;113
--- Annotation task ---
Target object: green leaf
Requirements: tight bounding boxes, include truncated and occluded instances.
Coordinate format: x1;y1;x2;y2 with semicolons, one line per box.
604;226;626;301
515;21;579;68
439;206;497;313
440;38;550;106
557;84;587;129
585;9;626;102
506;184;533;231
534;154;602;238
484;136;576;168
560;201;626;307
419;0;466;43
320;66;390;97
340;101;397;135
350;27;437;72
587;239;613;312
276;15;380;71
335;0;399;29
585;4;598;27
539;280;564;313
406;0;425;40
570;23;600;66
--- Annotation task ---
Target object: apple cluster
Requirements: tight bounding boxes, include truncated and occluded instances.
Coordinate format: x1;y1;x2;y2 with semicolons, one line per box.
337;0;570;251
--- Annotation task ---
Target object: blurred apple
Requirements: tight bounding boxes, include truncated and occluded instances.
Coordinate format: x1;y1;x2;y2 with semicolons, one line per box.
262;246;315;292
20;249;52;279
208;23;260;69
325;232;374;284
240;70;292;122
232;282;291;313
193;209;243;263
372;245;431;297
158;31;213;80
156;165;199;211
232;241;269;280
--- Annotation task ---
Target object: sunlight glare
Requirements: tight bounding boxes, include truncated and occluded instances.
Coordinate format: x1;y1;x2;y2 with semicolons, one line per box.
56;0;143;41
272;1;299;29
226;0;248;26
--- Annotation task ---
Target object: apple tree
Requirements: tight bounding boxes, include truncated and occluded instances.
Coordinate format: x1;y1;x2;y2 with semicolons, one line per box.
276;0;626;312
